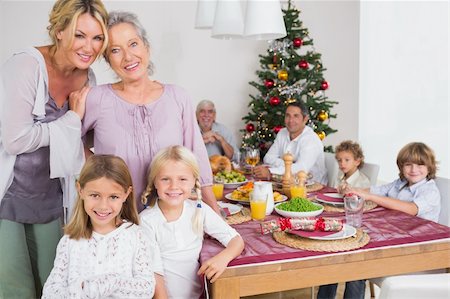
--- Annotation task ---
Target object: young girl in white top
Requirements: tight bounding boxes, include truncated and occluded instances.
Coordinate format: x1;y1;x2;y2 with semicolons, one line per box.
42;155;155;298
140;145;244;299
332;140;371;191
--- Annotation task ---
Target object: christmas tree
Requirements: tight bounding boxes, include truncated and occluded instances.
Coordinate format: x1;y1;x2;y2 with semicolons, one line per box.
241;0;337;156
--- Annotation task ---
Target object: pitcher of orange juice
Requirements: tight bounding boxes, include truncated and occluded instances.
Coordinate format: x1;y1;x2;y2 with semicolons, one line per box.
253;181;274;215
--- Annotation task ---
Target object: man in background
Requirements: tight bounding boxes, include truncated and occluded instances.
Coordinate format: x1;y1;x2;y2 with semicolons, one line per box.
254;101;327;184
196;100;239;163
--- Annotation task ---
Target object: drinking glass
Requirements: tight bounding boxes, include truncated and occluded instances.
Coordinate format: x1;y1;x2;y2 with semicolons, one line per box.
249;192;267;221
212;183;224;200
245;148;260;180
344;194;365;227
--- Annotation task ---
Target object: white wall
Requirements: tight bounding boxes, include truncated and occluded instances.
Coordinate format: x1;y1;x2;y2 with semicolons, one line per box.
4;1;447;182
360;1;449;181
0;0;359;150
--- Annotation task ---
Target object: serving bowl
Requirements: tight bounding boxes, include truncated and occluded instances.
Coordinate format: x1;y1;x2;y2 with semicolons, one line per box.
274;201;324;218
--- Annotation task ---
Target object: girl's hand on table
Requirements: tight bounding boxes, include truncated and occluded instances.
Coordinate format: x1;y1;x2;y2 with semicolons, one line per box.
197;255;228;283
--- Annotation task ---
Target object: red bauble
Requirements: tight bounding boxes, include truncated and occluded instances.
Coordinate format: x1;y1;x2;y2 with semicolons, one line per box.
298;60;308;69
264;79;274;88
246;123;255;133
293;37;303;48
273;125;283;133
269;96;281;106
321;81;329;90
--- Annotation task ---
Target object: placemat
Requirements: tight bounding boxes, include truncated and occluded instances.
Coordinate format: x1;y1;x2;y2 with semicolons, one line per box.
273;228;370;252
306;183;324;193
322;200;378;213
226;207;251;225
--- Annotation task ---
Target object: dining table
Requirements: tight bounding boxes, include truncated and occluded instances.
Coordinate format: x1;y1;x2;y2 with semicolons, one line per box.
200;184;450;298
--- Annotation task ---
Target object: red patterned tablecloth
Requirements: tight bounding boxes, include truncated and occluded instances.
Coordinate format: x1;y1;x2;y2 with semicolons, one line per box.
201;208;450;267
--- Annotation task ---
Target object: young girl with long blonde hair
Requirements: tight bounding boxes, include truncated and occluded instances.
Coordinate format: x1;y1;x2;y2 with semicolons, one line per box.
140;145;244;299
42;155;155;298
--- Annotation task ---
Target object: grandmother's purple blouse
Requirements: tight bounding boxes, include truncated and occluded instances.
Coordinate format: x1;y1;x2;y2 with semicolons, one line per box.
82;84;213;211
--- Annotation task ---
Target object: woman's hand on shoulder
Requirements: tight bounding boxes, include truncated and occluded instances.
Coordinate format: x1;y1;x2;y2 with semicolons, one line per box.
69;86;91;119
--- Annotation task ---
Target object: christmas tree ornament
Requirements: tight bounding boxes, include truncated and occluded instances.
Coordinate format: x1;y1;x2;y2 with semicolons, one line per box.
317;110;329;121
317;131;326;140
298;60;308;69
293;37;303;48
277;70;288;81
320;81;329;90
246;123;255;133
264;79;275;88
273;125;283;133
269;96;281;106
284;98;296;105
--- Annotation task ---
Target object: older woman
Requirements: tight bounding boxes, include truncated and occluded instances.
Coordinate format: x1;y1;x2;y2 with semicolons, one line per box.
81;11;218;214
0;0;108;297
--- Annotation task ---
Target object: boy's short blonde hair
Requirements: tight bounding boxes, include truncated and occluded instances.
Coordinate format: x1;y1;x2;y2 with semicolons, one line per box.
335;140;365;169
397;142;437;180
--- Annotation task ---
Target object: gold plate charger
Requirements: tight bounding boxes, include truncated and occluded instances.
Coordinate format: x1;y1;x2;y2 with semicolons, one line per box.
320;200;378;213
225;207;251;225
273;228;370;252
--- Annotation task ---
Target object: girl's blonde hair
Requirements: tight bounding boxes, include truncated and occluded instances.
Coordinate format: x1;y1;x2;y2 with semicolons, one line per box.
335;140;365;169
397;142;438;180
47;0;109;59
141;146;204;237
65;155;139;240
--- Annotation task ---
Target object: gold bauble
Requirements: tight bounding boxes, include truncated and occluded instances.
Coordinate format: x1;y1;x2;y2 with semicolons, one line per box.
317;110;329;121
277;70;288;81
317;131;326;140
285;98;296;104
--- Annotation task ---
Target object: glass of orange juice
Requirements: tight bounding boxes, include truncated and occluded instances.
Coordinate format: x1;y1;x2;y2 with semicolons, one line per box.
290;177;307;199
249;192;267;221
212;183;224;200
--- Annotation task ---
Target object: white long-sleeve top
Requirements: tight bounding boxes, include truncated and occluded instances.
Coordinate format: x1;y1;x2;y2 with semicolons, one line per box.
42;222;155;299
140;200;239;299
263;126;328;184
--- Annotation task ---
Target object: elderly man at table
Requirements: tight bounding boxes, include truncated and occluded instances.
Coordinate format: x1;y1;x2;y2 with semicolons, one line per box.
196;100;239;163
254;101;327;184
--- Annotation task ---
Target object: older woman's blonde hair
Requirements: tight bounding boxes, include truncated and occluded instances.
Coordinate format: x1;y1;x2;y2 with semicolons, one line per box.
396;142;438;180
141;145;204;237
47;0;109;59
65;155;139;240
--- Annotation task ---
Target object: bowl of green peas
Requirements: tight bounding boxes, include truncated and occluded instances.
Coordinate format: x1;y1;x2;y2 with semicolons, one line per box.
274;197;324;218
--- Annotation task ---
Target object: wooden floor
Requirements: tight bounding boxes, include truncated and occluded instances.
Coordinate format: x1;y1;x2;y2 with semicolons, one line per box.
242;282;373;299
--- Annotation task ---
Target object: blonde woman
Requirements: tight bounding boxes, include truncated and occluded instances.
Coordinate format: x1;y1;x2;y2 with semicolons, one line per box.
0;0;108;297
140;145;244;298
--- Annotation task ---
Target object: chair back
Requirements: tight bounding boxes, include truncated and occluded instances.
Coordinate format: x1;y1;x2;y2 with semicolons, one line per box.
360;162;380;186
435;176;449;226
324;152;338;187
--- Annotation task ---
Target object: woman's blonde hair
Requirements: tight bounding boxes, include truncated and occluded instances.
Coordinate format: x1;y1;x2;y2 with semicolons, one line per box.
335;140;365;169
397;142;438;180
65;155;139;240
47;0;109;58
141;146;204;237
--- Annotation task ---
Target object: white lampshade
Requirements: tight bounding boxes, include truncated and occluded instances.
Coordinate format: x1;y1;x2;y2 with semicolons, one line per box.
211;0;244;39
195;0;217;29
244;0;287;40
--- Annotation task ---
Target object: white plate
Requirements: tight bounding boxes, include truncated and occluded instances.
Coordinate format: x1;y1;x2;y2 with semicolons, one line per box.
274;201;324;218
315;193;345;206
225;193;288;205
307;224;357;240
217;202;242;215
220;180;248;189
